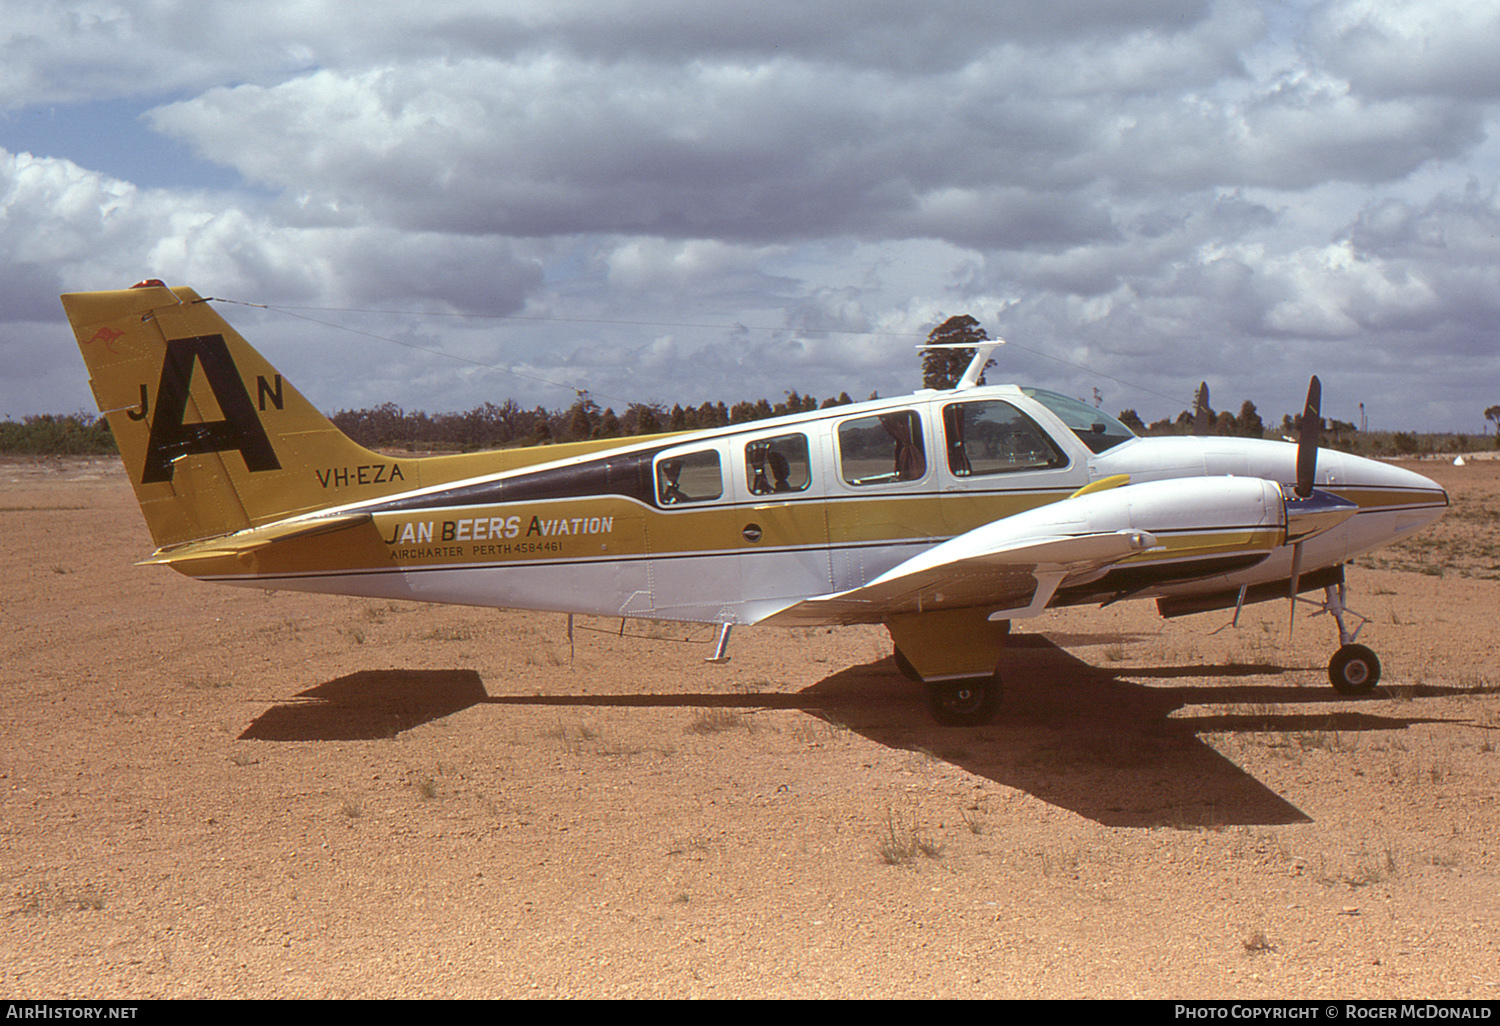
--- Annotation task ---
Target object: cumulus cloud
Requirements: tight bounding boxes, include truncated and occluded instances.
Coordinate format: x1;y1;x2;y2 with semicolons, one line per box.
139;3;1478;248
3;1;1500;430
0;146;542;309
1314;0;1500;100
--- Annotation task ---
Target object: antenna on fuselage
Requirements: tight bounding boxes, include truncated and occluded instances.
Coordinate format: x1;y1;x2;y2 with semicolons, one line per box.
916;339;1006;391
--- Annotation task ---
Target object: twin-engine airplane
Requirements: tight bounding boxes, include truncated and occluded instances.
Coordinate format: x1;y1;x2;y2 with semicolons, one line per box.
63;281;1449;725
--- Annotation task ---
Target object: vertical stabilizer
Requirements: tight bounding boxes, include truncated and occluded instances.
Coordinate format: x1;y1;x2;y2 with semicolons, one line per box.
62;282;394;548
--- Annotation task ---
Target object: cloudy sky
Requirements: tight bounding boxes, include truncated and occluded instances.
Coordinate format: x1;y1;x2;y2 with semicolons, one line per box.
3;0;1499;432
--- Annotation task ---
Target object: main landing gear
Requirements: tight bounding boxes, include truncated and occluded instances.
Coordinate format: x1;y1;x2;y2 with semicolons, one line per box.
924;674;1002;727
894;647;1002;727
1301;581;1381;696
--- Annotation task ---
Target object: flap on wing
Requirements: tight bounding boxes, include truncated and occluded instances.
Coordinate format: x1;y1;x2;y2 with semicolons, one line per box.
139;512;374;565
757;527;1156;626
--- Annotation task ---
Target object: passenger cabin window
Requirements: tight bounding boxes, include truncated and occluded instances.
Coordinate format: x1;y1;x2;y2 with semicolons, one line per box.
838;410;927;486
657;450;723;505
943;400;1068;476
746;434;811;495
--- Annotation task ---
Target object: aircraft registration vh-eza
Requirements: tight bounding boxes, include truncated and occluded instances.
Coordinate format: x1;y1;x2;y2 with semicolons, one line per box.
63;281;1450;726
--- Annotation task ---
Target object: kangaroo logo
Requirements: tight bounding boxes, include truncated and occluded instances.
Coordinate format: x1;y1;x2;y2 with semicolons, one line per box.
141;334;281;483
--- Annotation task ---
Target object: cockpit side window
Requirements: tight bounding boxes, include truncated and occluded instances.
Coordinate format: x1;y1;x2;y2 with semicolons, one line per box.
746;433;811;495
656;449;723;505
838;410;927;486
942;400;1068;476
1020;388;1137;454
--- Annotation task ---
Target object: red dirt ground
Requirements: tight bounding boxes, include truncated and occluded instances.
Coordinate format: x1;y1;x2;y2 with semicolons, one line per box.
2;455;1497;998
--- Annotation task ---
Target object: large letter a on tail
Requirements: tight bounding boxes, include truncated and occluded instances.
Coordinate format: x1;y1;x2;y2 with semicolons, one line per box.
141;334;281;483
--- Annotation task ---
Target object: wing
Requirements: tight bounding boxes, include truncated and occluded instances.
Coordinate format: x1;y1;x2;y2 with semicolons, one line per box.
760;529;1156;626
756;475;1287;627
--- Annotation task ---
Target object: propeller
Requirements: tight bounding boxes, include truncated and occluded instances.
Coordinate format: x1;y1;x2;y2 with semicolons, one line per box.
1192;382;1210;435
1288;375;1322;639
1295;375;1321;498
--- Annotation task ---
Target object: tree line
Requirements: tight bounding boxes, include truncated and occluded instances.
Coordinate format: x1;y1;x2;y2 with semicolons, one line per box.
3;314;1495;455
328;391;860;451
4;389;1493;459
0;413;117;455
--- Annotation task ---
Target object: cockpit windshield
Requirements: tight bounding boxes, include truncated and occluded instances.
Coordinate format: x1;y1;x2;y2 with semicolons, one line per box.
1021;388;1137;454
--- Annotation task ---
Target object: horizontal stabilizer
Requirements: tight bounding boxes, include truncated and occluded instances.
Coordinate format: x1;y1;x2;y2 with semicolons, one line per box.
139;512;374;565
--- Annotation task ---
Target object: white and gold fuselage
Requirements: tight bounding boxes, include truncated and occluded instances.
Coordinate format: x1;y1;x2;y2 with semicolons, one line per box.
62;283;1447;683
172;387;1445;628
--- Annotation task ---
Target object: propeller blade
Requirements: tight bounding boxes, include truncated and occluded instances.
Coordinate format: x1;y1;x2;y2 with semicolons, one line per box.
1295;375;1321;498
1287;539;1304;642
1193;382;1210;435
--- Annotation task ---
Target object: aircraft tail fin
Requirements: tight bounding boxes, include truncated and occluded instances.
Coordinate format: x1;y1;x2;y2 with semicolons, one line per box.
62;281;404;550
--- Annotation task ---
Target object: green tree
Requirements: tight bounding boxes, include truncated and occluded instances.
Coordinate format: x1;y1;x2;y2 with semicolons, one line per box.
1486;404;1500;447
921;315;991;390
528;406;552;444
597;408;621;438
0;413;116;455
627;402;664;435
565;396;599;441
1235;400;1264;439
696;401;724;428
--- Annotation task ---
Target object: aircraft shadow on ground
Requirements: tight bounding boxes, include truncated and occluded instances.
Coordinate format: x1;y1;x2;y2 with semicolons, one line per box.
239;636;1465;829
239;669;489;741
798;635;1465;829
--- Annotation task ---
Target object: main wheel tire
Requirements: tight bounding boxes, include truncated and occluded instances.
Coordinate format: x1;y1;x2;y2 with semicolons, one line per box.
923;675;1001;727
1329;643;1381;695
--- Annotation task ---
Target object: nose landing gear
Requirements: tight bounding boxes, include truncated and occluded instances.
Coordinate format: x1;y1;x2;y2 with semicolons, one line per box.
1302;581;1380;696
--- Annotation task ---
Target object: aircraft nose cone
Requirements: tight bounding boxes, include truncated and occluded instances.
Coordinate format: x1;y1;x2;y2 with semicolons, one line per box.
1395;460;1448;507
1338;450;1449;532
1424;469;1450;508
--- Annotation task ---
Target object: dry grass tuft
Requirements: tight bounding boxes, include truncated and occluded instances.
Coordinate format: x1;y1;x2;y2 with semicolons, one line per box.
1242;929;1276;955
878;808;944;865
686;708;754;734
9;882;106;916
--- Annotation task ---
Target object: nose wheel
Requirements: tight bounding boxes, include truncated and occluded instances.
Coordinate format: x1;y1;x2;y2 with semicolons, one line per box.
1329;643;1380;695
